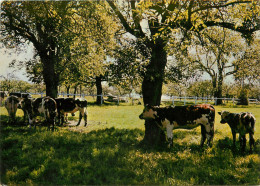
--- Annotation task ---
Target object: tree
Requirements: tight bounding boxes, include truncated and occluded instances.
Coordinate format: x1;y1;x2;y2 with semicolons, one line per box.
1;1;75;98
188;28;245;104
188;80;213;98
107;0;260;145
1;1;119;100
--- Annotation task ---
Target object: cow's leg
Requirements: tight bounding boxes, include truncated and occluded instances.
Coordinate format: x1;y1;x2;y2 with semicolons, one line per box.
60;113;65;126
231;130;236;148
239;134;246;152
76;108;87;126
200;125;206;147
205;123;214;147
249;133;255;153
83;108;87;127
76;111;82;126
166;124;174;148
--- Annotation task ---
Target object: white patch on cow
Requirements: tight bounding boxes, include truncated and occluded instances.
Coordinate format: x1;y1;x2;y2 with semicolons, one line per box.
162;118;171;128
142;109;157;119
194;114;209;125
166;123;174;139
38;104;45;114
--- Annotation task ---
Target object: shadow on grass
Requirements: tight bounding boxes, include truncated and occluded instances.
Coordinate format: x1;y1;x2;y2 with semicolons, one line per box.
1;125;259;185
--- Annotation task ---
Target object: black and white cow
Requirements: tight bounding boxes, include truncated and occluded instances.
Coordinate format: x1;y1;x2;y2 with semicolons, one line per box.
139;104;215;148
218;111;256;152
18;96;57;131
55;98;87;127
5;95;20;123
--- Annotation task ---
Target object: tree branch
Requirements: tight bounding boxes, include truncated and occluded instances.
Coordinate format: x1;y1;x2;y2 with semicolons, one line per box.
106;0;136;36
130;1;145;38
192;1;252;14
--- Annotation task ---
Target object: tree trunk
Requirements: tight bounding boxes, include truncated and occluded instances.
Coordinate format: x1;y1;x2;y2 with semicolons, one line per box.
73;85;77;99
96;76;103;105
142;39;167;146
42;57;58;98
66;85;70;97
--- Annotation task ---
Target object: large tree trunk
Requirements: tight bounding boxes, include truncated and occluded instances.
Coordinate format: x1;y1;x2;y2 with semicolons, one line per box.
42;57;59;98
142;39;167;146
212;74;223;105
96;76;103;105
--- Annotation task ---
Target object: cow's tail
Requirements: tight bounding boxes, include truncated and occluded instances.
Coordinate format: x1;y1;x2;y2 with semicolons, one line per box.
209;105;215;137
248;113;256;133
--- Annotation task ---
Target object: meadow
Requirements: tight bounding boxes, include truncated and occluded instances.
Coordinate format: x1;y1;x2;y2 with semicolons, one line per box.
1;102;260;185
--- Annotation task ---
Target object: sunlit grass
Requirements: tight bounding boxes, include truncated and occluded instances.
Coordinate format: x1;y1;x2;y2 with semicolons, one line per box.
1;104;260;185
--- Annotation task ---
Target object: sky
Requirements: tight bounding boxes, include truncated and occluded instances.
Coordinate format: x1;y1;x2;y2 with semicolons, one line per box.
0;43;34;82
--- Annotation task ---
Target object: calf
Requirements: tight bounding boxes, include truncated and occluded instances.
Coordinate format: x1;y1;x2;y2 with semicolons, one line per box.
19;96;57;131
4;95;20;123
55;98;87;126
139;104;215;148
218;111;256;152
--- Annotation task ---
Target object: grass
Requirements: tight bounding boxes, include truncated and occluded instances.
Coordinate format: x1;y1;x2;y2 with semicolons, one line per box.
0;103;260;185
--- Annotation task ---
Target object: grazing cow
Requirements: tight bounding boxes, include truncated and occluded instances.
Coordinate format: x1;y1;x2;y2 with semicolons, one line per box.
139;104;215;148
218;111;256;152
55;98;87;126
19;96;57;131
5;95;20;123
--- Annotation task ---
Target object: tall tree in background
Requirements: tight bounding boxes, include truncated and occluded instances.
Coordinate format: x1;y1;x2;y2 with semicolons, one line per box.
1;1;119;99
190;28;244;104
1;1;74;98
107;0;259;145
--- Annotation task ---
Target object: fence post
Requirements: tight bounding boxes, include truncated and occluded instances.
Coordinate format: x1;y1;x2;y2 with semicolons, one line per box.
215;98;217;105
184;96;186;106
117;95;120;105
195;96;197;105
101;95;103;105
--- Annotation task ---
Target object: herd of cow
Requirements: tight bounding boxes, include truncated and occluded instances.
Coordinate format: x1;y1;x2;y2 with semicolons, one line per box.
1;91;256;153
1;92;87;131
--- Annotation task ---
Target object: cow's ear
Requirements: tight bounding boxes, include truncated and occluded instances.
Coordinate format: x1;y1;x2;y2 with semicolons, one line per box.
218;112;222;115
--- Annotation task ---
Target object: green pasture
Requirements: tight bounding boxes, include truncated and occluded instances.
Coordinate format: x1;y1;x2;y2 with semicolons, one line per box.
0;103;259;185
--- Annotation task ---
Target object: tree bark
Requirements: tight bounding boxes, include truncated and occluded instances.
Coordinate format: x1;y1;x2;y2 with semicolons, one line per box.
42;56;59;98
66;85;70;97
142;39;167;146
96;76;103;105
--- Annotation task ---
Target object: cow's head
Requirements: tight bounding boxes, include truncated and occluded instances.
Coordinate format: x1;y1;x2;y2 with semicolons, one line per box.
139;105;158;120
218;111;230;124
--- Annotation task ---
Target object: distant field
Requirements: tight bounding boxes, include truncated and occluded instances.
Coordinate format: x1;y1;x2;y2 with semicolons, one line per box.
1;103;259;185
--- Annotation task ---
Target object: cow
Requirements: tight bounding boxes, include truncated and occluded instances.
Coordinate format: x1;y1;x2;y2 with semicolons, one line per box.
4;95;20;123
218;111;256;152
139;104;215;148
55;98;87;127
8;92;32;121
18;96;57;131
